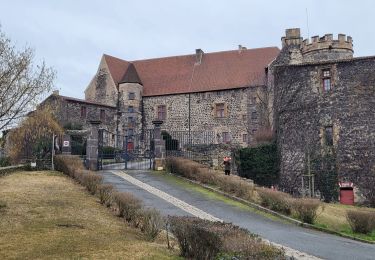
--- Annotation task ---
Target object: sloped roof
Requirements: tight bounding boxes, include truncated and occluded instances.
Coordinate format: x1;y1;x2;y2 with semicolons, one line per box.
103;47;279;96
103;54;130;84
120;63;142;84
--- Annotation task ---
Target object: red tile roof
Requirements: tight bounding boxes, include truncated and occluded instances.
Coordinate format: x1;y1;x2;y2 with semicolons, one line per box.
103;47;279;96
60;95;117;108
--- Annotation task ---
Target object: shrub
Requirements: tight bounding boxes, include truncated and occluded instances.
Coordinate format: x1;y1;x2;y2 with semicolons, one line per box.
256;188;292;215
54;155;84;177
168;216;284;260
140;208;164;241
166;157;255;201
98;184;114;207
0;157;11;167
82;173;103;195
221;233;285;260
236;142;279;187
346;210;375;234
114;192;143;222
291;198;320;224
168;216;222;259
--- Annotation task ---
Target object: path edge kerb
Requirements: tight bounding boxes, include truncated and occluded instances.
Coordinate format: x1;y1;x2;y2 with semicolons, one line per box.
168;172;375;245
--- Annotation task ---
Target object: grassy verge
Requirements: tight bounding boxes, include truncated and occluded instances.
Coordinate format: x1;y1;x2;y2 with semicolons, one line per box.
161;158;375;243
315;203;375;241
152;171;290;224
0;171;180;259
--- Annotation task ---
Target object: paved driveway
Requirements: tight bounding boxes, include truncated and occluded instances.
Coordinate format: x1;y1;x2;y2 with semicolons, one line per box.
100;169;375;260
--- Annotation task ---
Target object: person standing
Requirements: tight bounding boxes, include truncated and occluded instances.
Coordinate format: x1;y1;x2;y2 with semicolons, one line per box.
223;157;231;176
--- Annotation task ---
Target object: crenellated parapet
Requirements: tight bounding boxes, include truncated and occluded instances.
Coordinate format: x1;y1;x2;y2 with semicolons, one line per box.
301;33;353;61
279;28;355;64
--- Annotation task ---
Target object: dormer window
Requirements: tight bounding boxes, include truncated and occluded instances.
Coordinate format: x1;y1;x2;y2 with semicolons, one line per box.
128;92;135;100
322;69;332;92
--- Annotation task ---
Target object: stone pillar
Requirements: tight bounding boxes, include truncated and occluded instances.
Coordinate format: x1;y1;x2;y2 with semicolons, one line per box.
152;120;165;170
62;134;71;154
86;120;101;170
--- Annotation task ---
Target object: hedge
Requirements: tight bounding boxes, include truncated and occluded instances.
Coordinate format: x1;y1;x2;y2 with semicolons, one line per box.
236;143;278;187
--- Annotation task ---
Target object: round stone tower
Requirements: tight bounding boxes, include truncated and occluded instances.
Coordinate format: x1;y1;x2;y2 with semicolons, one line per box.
301;33;353;62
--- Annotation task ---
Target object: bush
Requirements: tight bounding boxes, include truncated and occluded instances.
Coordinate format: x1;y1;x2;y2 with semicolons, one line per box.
54;155;84;177
168;216;222;259
166;157;255;201
236;143;279;187
168;216;284;260
256;188;292;215
140;208;164;241
346;210;375;234
82;173;103;195
114;192;143;222
0;157;11;167
98;184;114;207
291;198;320;224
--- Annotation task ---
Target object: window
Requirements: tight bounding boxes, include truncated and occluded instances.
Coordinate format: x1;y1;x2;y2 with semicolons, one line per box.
128;106;134;113
128;92;135;100
325;126;333;146
157;105;166;120
252;129;257;135
242;115;247;121
128;128;134;136
80;106;86;118
215;103;225;118
222;132;231;143
322;69;332;92
251;111;258;120
242;134;248;143
100;109;105;121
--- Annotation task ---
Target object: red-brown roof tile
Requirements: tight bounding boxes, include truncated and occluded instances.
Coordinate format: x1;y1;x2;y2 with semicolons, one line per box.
103;47;279;96
103;54;130;84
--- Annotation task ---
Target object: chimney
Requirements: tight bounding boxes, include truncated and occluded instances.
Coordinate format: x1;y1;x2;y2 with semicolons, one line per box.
52;90;59;96
195;49;204;65
238;45;247;53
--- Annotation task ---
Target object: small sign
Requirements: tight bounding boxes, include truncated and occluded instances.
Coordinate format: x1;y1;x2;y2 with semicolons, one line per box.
63;141;70;147
339;182;353;188
30;162;36;167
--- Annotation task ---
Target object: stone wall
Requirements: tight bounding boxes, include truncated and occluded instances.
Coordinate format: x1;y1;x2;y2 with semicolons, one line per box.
84;56;118;107
42;95;117;132
142;88;260;146
118;82;143;136
274;57;375;199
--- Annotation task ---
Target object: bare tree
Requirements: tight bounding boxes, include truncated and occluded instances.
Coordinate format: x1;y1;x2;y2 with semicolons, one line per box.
0;26;55;131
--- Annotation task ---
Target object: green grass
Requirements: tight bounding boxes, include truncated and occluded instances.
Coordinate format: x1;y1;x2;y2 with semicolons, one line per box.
151;171;288;224
0;171;180;259
156;171;375;242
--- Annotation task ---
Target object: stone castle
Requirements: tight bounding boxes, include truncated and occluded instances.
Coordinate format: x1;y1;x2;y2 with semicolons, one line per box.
42;28;374;201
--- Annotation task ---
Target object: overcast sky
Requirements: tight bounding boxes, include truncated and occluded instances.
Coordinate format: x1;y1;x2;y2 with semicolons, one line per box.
1;0;374;99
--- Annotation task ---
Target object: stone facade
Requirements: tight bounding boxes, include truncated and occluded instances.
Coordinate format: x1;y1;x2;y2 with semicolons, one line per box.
142;88;259;145
85;56;119;107
40;93;117;132
274;29;375;201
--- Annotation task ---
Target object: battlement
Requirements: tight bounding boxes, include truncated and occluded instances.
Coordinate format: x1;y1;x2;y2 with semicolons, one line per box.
281;28;354;63
301;33;353;55
281;28;303;47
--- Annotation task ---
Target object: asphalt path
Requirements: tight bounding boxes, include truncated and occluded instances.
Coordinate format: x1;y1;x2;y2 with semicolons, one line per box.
100;169;375;260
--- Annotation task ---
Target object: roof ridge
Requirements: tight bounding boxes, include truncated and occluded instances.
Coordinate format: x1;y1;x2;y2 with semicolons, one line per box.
102;46;279;64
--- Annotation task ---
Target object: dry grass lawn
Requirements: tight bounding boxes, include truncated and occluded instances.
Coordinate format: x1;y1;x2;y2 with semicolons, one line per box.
0;171;180;259
315;202;375;240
